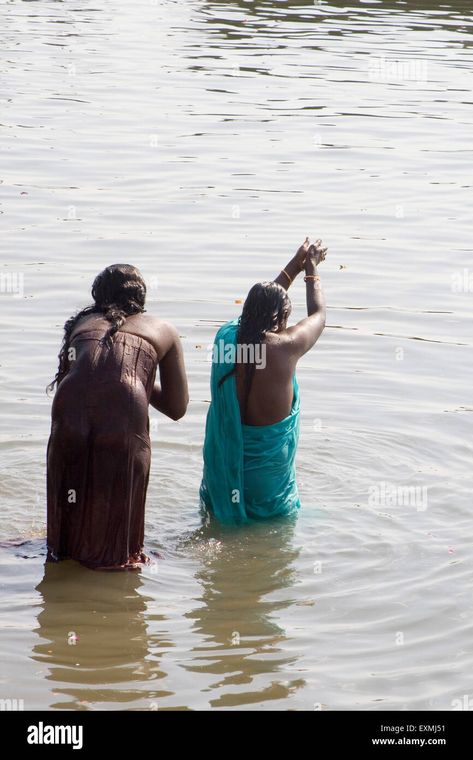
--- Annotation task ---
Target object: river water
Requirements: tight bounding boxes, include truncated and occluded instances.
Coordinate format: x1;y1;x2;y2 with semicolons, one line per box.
0;0;472;710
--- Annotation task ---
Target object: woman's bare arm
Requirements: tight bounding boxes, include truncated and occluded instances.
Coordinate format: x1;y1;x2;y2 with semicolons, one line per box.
286;240;327;356
274;238;310;290
150;325;189;420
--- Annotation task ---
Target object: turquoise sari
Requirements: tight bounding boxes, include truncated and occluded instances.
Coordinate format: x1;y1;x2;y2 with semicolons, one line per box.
200;319;301;525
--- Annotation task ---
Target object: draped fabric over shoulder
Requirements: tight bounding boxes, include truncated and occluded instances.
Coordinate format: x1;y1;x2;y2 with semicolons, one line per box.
47;329;158;569
200;319;301;525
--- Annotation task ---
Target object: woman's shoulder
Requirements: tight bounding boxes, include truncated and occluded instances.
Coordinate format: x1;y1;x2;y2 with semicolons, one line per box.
127;313;179;338
70;312;105;338
122;314;181;358
133;313;171;328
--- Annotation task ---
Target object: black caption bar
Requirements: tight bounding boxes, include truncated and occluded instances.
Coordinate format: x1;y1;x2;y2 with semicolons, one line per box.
0;710;470;755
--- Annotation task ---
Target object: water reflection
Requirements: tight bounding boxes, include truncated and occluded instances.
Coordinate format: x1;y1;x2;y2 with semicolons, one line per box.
201;0;470;19
183;518;306;707
196;0;473;54
32;562;169;709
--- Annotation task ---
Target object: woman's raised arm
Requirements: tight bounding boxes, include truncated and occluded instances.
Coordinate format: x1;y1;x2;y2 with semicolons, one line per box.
286;240;327;357
273;238;310;291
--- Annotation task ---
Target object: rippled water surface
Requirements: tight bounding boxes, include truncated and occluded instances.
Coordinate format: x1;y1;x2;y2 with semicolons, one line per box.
1;0;472;710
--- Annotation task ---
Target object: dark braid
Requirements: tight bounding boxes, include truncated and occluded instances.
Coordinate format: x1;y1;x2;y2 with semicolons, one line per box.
47;264;147;394
219;281;292;418
46;304;99;393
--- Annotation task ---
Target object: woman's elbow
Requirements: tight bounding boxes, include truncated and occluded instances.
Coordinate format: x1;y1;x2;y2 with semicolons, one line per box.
169;408;186;421
169;392;189;421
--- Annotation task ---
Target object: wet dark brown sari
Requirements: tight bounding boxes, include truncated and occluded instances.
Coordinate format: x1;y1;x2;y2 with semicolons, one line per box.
46;328;157;569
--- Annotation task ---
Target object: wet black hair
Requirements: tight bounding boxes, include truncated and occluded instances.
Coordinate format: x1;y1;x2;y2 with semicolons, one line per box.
219;281;291;417
47;263;146;393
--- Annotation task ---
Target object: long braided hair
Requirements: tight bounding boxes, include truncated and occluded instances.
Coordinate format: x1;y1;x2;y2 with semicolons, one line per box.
47;263;147;393
219;281;292;418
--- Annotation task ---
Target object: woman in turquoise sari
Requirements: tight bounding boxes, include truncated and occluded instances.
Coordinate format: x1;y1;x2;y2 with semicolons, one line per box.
200;238;327;525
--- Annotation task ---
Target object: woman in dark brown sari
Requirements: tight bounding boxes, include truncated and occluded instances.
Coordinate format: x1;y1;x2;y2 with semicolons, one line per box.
46;264;188;570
